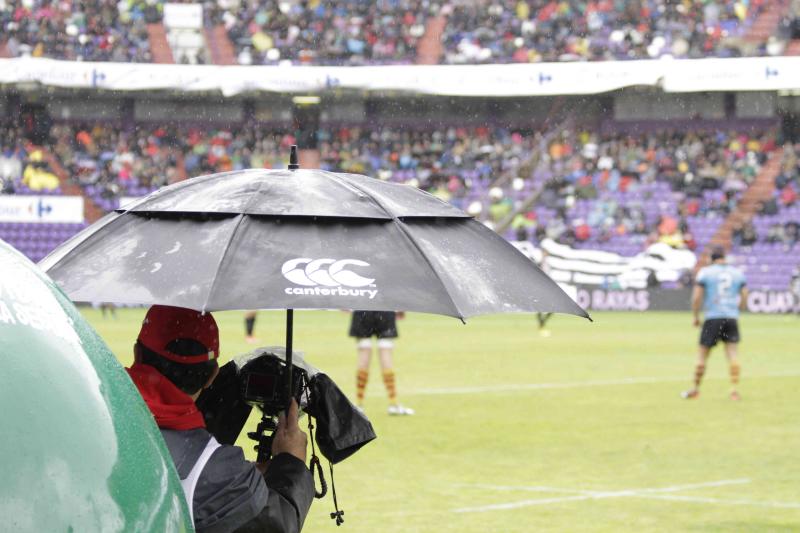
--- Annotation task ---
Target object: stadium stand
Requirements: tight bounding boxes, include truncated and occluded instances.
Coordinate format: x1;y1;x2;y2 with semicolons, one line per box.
0;125;60;194
0;220;86;263
5;120;780;279
317;125;543;213
731;142;800;290
50;123;182;212
2;116;796;292
0;124;88;262
441;0;788;64
1;3;798;295
531;130;774;249
208;0;430;66
0;125;28;194
4;1;796;65
1;0;157;62
47;123;299;211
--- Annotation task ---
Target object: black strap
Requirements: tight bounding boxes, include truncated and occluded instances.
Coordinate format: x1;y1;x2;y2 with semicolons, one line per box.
306;415;327;498
329;462;344;526
302;375;343;524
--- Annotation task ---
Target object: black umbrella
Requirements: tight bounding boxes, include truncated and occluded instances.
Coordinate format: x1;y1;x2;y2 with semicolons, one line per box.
40;147;589;403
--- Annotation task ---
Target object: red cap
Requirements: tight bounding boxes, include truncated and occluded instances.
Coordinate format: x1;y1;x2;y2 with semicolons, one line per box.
137;305;219;364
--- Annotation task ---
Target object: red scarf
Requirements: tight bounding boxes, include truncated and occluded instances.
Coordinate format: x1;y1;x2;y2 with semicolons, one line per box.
126;363;206;430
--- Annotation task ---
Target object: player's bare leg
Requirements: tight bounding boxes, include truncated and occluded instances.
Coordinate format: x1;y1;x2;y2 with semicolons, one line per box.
355;339;372;409
682;346;710;399
724;342;741;400
378;339;413;415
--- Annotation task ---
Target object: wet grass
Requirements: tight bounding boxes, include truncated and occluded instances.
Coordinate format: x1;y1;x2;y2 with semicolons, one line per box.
84;308;800;533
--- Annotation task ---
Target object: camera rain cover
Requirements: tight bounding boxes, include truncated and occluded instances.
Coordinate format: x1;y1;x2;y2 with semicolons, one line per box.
240;347;376;464
198;347;376;463
237;347;376;464
305;373;377;464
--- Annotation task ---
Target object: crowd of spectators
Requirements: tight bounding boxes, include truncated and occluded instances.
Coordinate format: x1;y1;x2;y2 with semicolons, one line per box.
0;126;26;193
31;123;779;249
40;122;537;213
746;139;800;247
317;125;543;210
0;125;60;193
3;119;798;289
216;0;785;65
4;0;791;66
5;118;799;295
441;0;777;64
516;129;776;251
48;123;299;207
1;0;157;62
49;123;180;204
180;127;294;174
4;121;785;256
208;0;430;66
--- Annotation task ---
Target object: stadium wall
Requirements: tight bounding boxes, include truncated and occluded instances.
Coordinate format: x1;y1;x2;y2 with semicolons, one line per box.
3;90;789;129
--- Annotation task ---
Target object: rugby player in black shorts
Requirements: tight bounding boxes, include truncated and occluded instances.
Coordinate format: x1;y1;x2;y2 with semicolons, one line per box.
350;310;414;416
683;247;748;400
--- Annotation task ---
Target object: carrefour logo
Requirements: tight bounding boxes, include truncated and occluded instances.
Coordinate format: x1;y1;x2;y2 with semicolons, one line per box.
282;258;378;299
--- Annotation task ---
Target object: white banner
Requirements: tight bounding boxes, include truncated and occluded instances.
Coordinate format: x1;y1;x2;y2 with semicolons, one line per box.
163;3;203;29
0;195;84;223
661;56;800;93
4;56;799;97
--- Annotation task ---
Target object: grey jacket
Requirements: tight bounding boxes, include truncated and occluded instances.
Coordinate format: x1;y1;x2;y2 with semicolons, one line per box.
161;427;314;533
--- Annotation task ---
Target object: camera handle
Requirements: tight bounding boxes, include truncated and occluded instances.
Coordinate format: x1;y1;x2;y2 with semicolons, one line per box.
248;413;278;463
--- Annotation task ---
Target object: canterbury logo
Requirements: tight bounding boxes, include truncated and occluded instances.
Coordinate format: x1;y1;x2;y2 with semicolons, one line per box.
282;258;378;299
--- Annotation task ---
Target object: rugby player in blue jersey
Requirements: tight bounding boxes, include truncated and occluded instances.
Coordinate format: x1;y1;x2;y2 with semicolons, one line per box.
683;246;748;400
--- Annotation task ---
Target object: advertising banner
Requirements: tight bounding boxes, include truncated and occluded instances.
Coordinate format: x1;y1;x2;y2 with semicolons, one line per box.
572;286;799;314
661;56;800;93
0;195;84;223
511;242;796;314
746;289;800;314
574;286;691;312
4;56;800;97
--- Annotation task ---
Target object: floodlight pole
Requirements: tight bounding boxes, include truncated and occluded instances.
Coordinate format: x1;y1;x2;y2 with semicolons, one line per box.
286;145;299;413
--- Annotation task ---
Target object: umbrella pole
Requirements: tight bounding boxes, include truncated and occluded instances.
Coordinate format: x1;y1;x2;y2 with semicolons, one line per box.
285;148;298;413
285;308;293;412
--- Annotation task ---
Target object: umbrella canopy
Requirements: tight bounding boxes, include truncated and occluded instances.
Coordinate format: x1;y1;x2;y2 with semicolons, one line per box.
40;168;587;320
0;239;191;531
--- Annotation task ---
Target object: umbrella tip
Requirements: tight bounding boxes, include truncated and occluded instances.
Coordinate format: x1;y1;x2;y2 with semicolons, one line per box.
288;145;299;170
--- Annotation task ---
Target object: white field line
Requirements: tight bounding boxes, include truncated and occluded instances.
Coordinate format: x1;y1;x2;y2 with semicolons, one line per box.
405;371;800;397
636;493;800;509
453;479;753;513
458;479;751;496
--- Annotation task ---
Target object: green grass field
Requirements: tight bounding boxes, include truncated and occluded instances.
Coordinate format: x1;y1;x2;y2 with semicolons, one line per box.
84;308;800;532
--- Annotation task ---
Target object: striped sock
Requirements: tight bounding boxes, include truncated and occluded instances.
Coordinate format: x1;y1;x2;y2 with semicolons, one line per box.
730;362;740;387
694;364;706;389
356;369;369;405
382;370;397;404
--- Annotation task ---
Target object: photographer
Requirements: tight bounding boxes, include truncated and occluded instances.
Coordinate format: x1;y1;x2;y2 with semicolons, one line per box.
126;305;314;533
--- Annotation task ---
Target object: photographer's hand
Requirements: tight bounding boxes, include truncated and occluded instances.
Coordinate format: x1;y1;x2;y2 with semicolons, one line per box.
271;399;307;463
